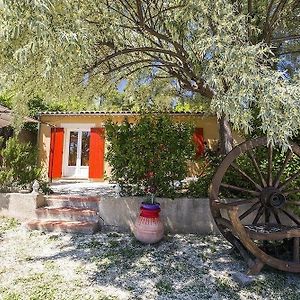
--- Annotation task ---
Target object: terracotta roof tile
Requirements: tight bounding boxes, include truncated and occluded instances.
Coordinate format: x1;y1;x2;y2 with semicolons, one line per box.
39;111;209;116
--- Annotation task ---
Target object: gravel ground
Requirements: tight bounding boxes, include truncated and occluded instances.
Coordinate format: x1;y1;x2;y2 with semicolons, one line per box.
0;216;300;300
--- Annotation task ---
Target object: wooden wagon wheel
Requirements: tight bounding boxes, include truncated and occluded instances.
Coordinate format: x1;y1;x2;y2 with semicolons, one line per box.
209;136;300;274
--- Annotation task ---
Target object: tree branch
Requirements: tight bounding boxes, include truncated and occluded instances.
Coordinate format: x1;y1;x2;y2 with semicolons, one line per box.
143;52;201;90
136;0;144;25
272;35;300;42
106;1;136;23
266;0;276;24
144;4;185;23
89;1;214;99
135;1;189;59
102;59;153;75
247;0;254;40
263;0;288;44
270;0;289;27
119;64;156;79
119;0;139;22
88;47;184;73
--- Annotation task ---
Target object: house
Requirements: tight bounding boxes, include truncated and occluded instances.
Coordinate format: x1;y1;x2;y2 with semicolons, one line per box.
38;111;238;181
0;104;38;144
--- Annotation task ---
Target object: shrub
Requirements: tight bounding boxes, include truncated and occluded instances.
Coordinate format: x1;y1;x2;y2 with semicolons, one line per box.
105;114;195;198
187;143;300;202
0;136;50;192
188;149;223;197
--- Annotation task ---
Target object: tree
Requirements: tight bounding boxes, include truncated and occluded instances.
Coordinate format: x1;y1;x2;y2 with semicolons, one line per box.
0;1;300;151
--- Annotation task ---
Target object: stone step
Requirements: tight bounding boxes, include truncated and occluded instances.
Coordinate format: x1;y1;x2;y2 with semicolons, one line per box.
45;195;99;209
36;207;99;222
26;219;100;234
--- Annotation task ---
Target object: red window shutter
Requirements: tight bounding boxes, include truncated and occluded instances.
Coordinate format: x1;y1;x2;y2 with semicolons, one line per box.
193;128;204;158
89;128;105;179
48;128;64;179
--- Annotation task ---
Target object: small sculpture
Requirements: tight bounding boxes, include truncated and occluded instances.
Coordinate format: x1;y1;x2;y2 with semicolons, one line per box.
114;184;121;198
32;180;40;194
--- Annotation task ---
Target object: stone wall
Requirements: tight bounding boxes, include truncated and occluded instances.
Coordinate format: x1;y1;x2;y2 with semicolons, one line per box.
0;193;218;234
99;197;218;234
0;192;45;221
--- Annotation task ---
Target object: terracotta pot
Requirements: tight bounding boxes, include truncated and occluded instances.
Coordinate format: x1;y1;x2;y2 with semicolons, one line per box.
134;203;164;244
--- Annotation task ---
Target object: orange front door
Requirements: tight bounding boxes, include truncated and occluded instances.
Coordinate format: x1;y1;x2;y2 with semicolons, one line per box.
89;128;105;179
48;128;64;179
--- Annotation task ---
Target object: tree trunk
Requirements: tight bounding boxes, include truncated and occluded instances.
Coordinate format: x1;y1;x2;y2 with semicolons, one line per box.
219;115;233;154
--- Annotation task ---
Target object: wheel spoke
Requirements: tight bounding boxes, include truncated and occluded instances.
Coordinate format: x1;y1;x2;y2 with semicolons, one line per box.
265;207;271;223
239;201;261;220
280;208;300;226
273;149;293;188
286;201;300;206
225;198;258;204
231;162;262;191
252;205;264;224
223;198;259;206
271;208;281;225
279;169;300;191
220;183;260;196
283;189;300;196
247;150;267;188
267;144;273;187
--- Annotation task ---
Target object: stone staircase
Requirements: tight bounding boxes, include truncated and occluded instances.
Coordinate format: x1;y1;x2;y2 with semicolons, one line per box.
26;195;101;234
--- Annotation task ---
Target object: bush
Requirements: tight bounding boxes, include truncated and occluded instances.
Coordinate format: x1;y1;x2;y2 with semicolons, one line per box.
0;136;50;193
188;149;223;197
105;115;195;198
187;142;300;201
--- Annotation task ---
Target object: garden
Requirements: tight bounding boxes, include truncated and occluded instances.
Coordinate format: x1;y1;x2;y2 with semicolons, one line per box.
0;1;300;299
1;216;300;300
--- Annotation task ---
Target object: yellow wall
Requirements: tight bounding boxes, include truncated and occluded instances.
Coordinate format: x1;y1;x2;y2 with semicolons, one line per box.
38;113;242;180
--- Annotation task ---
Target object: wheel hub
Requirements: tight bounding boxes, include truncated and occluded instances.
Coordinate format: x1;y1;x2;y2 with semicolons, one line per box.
260;187;286;208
